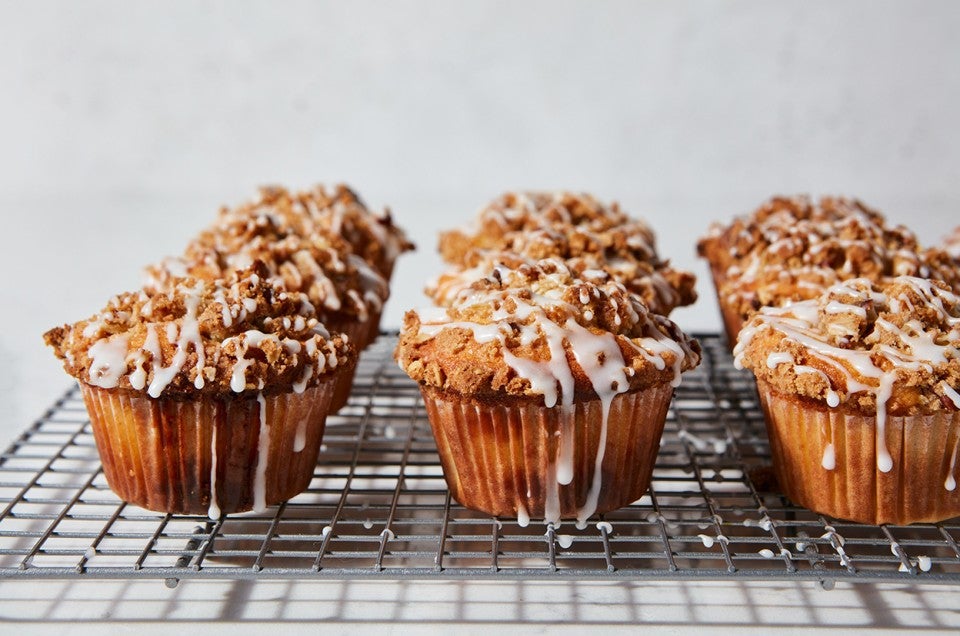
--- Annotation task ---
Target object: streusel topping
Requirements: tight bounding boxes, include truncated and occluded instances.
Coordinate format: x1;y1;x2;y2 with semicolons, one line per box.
434;191;696;314
46;263;355;397
397;259;701;404
735;276;960;469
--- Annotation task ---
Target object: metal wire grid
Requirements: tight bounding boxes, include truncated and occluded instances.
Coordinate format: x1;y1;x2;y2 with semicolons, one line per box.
1;333;960;586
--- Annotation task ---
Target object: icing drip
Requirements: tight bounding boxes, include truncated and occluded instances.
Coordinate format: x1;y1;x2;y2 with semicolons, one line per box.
516;503;530;527
821;443;836;470
946;434;960;491
942;382;960;409
208;422;220;520
875;373;895;473
87;335;130;389
253;392;270;513
294;418;308;453
145;284;207;397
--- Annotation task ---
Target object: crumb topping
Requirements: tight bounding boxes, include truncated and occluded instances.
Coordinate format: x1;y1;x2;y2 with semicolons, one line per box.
144;185;393;326
397;259;701;404
700;195;956;322
45;264;355;397
435;191;696;315
427;249;696;316
247;184;414;277
735;276;960;419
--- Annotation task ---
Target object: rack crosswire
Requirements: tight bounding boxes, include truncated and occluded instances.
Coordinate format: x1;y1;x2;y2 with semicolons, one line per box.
2;333;960;587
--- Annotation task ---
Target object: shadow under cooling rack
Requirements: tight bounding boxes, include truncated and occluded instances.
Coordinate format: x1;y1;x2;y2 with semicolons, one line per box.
1;334;959;587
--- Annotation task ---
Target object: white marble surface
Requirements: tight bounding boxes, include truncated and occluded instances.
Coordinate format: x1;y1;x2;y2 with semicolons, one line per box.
0;0;958;627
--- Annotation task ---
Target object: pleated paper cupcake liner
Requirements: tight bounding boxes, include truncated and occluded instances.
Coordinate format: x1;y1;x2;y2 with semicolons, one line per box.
327;308;382;412
420;383;674;522
757;381;960;525
80;378;336;517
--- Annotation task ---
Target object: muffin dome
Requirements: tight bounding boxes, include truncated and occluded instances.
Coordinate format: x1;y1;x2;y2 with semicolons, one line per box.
45;263;354;398
399;259;701;406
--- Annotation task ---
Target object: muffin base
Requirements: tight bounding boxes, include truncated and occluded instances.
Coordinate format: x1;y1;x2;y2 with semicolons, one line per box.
757;381;960;525
420;383;674;524
80;380;336;517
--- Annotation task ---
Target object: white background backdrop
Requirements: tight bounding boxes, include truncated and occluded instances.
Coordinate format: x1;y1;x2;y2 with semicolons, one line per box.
1;0;958;443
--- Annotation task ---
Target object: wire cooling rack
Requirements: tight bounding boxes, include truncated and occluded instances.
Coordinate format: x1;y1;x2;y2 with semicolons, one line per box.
2;333;959;588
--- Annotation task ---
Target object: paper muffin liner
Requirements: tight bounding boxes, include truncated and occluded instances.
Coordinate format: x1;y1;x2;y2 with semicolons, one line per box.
756;381;960;525
420;383;674;522
326;309;381;413
79;378;337;517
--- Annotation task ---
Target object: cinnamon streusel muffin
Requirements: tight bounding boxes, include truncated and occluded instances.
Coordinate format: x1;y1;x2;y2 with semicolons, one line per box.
45;264;356;517
145;185;393;351
145;185;409;410
435;191;696;316
734;276;960;524
396;259;701;527
698;196;946;346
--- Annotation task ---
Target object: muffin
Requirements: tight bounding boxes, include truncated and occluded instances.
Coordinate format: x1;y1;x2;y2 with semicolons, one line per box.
44;264;356;518
146;185;394;351
145;185;409;410
698;195;940;346
435;191;697;316
734;276;960;524
396;259;701;527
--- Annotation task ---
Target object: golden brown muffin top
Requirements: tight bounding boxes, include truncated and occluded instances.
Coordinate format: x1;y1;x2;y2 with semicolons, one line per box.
438;191;657;266
426;249;696;316
144;203;389;326
697;195;912;276
397;259;701;405
734;276;960;425
45;263;355;398
704;196;953;321
209;184;413;278
435;191;696;314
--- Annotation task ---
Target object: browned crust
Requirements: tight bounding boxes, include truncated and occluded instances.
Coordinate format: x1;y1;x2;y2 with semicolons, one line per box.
44;264;355;398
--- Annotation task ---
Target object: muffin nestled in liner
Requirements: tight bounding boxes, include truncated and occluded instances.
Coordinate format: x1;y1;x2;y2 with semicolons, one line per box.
44;263;355;518
396;259;701;527
734;276;960;524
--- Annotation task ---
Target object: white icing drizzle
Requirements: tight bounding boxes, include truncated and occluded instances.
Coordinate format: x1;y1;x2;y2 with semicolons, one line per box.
294;418;308;453
942;382;960;409
766;351;794;369
87;334;130;389
208;421;220;520
253;392;270;513
945;433;960;491
821;443;836;470
516;503;530;528
145;283;207;397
